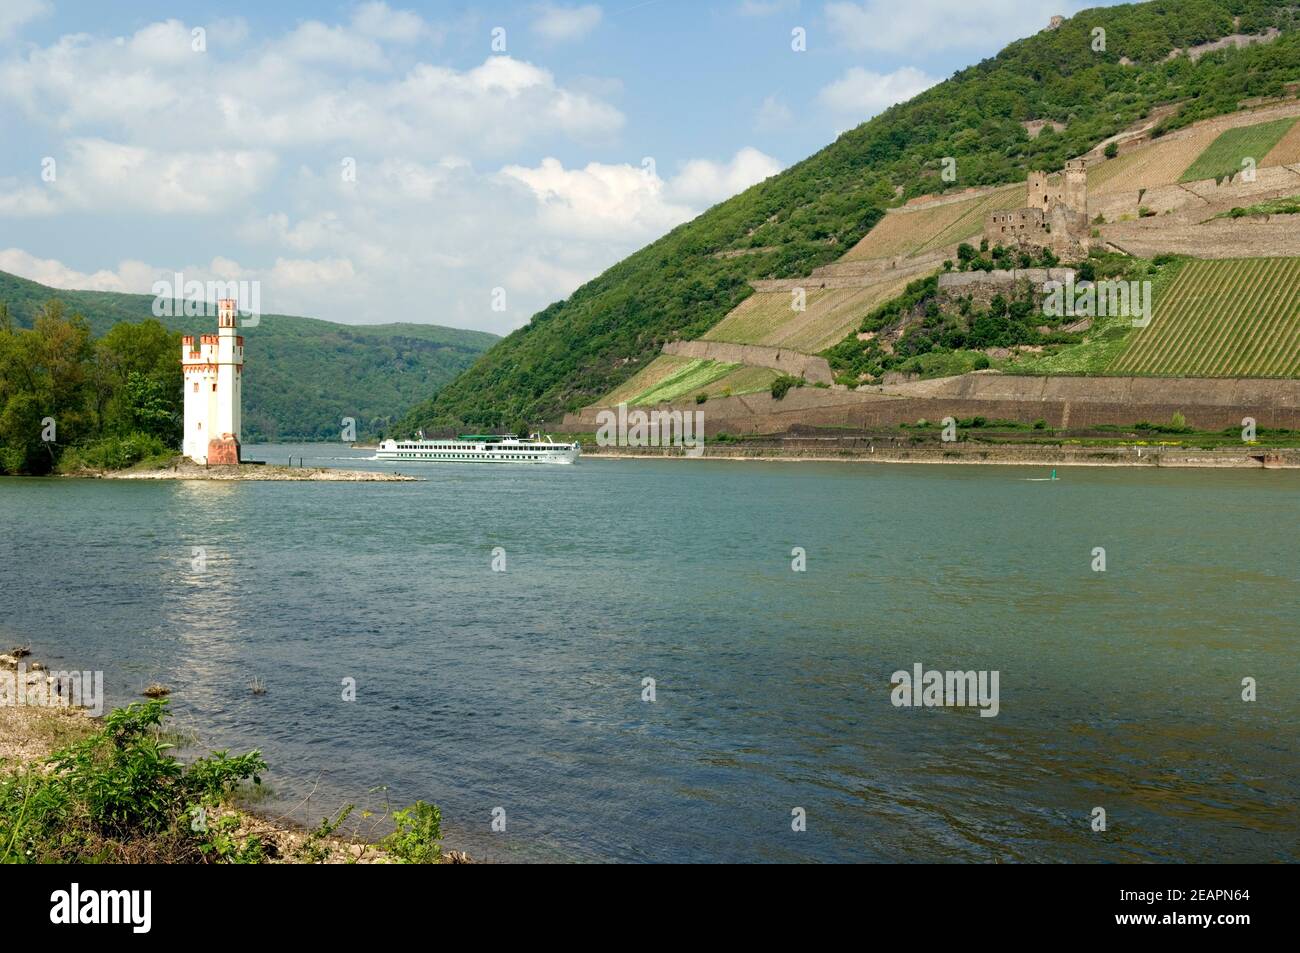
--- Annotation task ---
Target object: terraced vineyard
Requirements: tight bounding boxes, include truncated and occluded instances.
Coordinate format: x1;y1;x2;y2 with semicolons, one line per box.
1110;257;1300;377
614;357;741;405
1088;127;1220;194
1263;117;1300;166
840;186;1022;261
703;274;917;353
1180;118;1299;182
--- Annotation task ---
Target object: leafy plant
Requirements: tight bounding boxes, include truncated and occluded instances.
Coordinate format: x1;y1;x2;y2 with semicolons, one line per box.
380;800;442;864
770;374;804;400
293;804;355;864
0;699;265;863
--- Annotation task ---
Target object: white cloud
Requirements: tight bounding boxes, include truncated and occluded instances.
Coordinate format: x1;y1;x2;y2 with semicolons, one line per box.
825;0;1082;54
0;178;58;216
0;140;276;217
0;248;158;293
506;254;592;301
0;24;623;158
281;21;389;70
502;157;693;240
0;0;50;40
755;94;792;131
351;2;431;43
667;147;782;207
502;147;782;239
532;4;603;42
817;66;938;118
0;247;360;314
126;19;201;64
0;13;763;335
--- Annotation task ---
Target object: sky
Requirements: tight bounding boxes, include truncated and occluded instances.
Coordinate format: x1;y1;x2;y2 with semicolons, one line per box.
0;0;1119;334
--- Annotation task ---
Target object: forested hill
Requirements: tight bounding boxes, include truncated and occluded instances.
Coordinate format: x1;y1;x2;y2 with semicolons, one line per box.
0;269;497;441
404;0;1300;433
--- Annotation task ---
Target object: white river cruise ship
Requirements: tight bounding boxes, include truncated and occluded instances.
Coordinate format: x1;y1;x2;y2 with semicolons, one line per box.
375;433;580;465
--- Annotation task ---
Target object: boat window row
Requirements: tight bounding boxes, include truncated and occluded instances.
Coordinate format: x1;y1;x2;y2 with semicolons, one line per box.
392;452;545;460
395;443;547;450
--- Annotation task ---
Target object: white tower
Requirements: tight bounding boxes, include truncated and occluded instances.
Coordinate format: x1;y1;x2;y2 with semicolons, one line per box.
181;299;244;465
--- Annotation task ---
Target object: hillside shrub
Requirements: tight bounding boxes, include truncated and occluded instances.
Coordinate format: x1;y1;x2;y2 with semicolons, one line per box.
770;375;804;400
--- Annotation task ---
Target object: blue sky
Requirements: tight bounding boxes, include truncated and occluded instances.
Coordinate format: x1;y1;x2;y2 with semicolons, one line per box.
0;1;1115;333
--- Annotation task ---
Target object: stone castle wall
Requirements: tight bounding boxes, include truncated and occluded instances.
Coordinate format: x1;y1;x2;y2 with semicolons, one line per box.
937;268;1076;308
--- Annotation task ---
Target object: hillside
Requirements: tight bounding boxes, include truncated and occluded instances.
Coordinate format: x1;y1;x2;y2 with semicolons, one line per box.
405;0;1300;433
0;270;497;441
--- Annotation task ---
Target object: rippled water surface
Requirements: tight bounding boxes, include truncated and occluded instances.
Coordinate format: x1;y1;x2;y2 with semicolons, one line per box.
2;445;1296;862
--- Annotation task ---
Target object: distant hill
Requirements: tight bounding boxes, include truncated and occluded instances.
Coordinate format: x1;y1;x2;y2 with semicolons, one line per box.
0;269;497;441
404;0;1300;433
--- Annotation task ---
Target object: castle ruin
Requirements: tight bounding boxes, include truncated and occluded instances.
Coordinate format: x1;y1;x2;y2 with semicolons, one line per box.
984;159;1090;259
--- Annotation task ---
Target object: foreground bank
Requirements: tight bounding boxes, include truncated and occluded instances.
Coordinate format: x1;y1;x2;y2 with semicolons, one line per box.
0;652;460;864
78;457;420;481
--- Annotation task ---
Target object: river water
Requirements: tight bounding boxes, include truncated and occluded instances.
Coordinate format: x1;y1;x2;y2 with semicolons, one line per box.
2;444;1296;862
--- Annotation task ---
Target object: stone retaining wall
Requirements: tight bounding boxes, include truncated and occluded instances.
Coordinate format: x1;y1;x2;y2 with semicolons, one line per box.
660;340;834;384
565;374;1300;434
1091;163;1300;222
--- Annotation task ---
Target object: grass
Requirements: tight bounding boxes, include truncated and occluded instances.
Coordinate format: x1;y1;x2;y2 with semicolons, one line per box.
1213;194;1300;219
602;355;692;405
700;365;779;398
0;699;446;864
628;359;740;405
1008;258;1189;375
1003;313;1134;374
1180;118;1299;182
702;290;831;344
894;350;991;378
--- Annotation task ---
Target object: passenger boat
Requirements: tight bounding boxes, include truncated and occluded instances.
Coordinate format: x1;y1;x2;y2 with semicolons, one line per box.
374;433;580;464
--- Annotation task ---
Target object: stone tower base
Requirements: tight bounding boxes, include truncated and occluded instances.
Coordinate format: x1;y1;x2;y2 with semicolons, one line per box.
206;435;241;466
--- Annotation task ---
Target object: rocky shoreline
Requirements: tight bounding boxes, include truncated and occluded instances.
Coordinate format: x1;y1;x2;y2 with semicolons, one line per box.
87;459;420;481
0;650;463;864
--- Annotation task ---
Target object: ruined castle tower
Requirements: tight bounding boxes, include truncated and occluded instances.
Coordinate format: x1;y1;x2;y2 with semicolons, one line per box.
1062;158;1087;213
181;299;244;465
1027;171;1052;210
